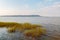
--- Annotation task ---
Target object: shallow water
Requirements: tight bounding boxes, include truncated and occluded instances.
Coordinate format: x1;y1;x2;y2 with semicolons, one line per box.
0;17;60;40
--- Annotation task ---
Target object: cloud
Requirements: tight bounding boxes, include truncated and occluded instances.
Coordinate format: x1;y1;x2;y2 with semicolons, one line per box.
0;2;60;17
38;3;60;17
15;4;30;10
0;10;37;15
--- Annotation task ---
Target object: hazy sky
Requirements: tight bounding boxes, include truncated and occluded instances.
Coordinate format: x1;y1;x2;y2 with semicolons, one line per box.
0;0;60;17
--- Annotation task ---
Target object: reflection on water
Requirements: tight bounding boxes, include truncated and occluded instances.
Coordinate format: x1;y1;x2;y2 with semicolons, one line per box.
0;28;24;40
0;28;7;37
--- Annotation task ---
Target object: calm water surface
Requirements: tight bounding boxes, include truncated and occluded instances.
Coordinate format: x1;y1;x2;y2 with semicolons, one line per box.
0;17;60;40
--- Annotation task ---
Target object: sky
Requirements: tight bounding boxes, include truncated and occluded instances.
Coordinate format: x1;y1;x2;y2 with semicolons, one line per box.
0;0;60;17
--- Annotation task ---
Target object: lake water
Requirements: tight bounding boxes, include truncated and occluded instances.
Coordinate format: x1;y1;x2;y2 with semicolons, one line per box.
0;17;60;40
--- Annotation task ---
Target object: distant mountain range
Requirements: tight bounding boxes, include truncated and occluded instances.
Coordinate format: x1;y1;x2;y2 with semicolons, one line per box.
0;15;40;17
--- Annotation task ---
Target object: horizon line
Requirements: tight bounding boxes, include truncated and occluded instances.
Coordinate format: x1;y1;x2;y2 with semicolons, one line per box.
0;15;40;17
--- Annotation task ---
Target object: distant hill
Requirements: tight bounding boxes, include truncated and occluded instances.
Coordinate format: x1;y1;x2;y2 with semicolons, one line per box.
0;15;40;17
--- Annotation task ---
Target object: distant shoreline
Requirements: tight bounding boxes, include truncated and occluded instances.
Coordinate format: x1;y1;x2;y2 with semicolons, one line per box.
0;15;40;17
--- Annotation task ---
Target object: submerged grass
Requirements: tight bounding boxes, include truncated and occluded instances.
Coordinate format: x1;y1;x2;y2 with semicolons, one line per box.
0;22;46;40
